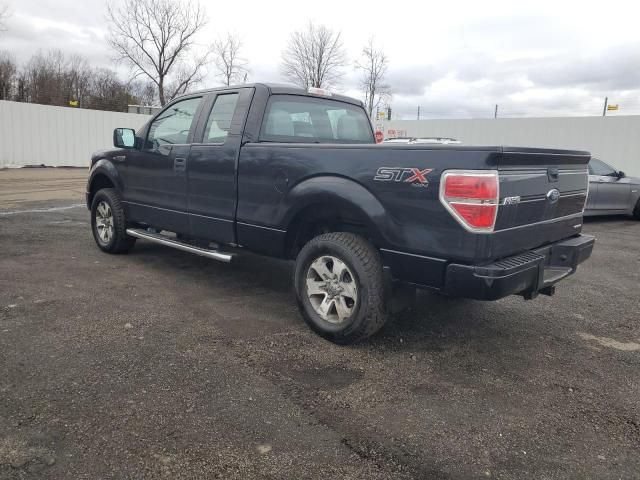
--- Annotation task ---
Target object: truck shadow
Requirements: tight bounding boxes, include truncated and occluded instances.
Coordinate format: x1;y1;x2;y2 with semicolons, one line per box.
131;240;543;361
129;240;571;405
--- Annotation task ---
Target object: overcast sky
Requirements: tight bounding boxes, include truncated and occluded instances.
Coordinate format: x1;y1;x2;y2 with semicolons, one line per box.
2;0;640;119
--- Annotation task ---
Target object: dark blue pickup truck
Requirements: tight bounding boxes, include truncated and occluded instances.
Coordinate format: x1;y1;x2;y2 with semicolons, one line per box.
87;83;595;343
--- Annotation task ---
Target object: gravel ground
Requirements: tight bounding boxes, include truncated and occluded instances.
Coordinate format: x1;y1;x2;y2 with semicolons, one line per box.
1;173;639;479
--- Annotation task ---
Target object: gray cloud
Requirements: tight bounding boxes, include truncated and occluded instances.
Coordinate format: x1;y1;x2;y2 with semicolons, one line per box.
386;65;444;96
454;14;581;53
2;12;112;69
2;0;640;118
525;45;640;91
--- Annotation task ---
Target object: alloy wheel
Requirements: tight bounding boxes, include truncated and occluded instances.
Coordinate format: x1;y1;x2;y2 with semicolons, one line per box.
306;255;358;324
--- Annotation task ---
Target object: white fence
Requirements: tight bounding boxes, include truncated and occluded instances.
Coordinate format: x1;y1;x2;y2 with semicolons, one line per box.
0;100;151;168
2;101;640;177
386;116;640;177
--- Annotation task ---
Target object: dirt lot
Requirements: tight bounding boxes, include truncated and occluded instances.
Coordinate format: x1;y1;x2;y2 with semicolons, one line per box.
1;169;639;479
0;168;86;209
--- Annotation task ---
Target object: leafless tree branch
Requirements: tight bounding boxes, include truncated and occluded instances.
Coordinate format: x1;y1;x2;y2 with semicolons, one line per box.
0;50;16;99
212;33;249;86
0;3;9;32
281;21;347;89
107;0;211;105
355;38;390;117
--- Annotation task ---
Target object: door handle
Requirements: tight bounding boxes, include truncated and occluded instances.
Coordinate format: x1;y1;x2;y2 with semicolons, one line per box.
174;157;187;172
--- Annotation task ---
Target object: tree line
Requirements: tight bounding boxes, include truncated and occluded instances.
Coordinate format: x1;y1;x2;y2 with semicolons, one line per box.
0;0;390;116
0;49;155;111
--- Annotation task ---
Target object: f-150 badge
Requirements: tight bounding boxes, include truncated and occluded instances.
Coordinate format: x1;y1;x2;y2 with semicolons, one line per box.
374;167;433;187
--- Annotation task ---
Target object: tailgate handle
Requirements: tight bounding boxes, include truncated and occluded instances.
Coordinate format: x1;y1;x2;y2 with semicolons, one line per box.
547;167;559;182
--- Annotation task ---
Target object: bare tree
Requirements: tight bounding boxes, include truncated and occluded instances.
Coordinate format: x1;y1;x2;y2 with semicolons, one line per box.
88;68;139;111
213;33;249;86
20;50;93;107
64;54;92;106
15;50;134;110
0;3;9;32
0;51;16;99
129;79;157;106
281;21;347;89
355;38;390;117
107;0;211;105
21;50;67;105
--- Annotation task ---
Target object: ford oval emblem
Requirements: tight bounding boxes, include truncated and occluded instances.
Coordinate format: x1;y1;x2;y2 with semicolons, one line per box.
546;188;560;203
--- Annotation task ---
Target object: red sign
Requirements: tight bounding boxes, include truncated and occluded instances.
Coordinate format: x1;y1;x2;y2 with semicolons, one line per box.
375;130;384;143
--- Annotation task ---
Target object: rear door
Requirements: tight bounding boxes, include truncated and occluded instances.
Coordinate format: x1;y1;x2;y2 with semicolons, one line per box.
187;88;253;245
121;96;204;233
585;175;598;211
588;158;630;211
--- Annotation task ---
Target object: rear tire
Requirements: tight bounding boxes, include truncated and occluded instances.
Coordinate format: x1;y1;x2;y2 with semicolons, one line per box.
294;232;388;344
90;188;136;253
633;199;640;219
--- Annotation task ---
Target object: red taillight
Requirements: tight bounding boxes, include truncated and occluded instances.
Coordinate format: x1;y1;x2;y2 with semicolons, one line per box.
449;203;497;229
440;170;499;232
444;175;497;200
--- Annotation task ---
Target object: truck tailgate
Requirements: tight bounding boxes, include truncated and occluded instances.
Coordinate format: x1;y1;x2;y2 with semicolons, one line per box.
493;147;589;255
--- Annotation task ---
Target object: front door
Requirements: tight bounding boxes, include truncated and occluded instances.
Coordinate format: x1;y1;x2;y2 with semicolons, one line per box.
120;96;203;233
588;158;630;211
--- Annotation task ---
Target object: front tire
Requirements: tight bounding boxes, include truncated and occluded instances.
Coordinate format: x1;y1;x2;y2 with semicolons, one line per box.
294;232;388;344
90;188;136;253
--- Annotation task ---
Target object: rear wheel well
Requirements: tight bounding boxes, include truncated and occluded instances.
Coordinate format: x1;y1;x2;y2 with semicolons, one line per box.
88;174;115;206
285;203;375;259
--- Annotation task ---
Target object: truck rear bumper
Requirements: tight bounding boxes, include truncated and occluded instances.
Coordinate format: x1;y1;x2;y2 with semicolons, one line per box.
442;234;595;300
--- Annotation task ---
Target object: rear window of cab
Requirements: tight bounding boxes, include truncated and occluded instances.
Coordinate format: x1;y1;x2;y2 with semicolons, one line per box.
259;95;374;144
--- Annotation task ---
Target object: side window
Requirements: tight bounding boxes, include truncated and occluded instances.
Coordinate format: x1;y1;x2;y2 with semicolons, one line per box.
204;93;239;143
589;159;616;176
146;97;202;149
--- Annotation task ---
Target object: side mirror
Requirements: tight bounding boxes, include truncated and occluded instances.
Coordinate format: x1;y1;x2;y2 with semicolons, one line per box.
617;170;626;179
113;128;136;149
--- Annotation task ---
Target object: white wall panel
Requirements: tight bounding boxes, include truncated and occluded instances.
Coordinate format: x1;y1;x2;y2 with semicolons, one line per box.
2;101;640;178
385;116;640;177
0;100;151;167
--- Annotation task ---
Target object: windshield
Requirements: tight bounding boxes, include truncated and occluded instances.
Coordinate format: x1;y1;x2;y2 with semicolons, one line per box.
260;95;374;144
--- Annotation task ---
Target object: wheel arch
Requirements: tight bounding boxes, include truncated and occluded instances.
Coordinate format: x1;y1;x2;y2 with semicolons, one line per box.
87;160;122;208
282;176;395;258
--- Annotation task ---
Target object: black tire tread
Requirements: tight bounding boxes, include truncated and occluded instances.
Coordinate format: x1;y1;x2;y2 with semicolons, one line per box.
91;188;136;253
295;232;387;343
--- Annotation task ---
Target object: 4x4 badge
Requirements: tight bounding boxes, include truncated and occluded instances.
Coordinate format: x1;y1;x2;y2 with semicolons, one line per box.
374;167;433;187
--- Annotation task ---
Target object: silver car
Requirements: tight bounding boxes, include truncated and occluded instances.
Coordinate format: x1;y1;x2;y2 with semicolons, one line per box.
585;158;640;218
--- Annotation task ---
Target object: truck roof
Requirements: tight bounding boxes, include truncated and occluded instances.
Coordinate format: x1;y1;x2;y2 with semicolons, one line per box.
183;83;366;108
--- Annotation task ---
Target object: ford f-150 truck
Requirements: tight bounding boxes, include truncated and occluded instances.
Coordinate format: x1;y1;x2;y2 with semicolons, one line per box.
87;83;595;343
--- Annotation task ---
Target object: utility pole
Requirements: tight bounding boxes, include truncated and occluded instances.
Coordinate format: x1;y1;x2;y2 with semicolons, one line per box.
417;106;420;120
602;97;608;117
494;104;498;119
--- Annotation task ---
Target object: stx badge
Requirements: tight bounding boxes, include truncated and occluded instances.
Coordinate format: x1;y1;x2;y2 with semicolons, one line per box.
374;167;433;187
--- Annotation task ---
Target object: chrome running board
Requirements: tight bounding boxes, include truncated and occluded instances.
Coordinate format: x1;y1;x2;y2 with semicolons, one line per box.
126;228;233;263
